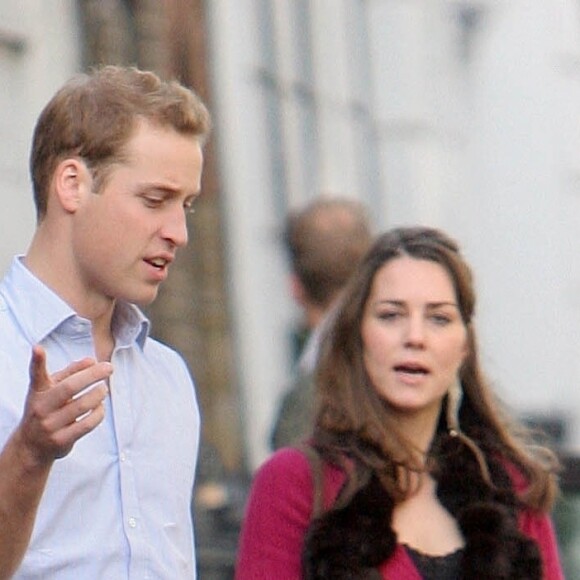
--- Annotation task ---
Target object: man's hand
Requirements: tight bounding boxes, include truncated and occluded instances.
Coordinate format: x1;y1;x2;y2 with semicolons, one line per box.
16;345;113;467
0;346;112;578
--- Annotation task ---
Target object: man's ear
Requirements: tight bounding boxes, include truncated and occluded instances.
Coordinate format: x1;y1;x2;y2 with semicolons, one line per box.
53;158;91;213
289;273;308;307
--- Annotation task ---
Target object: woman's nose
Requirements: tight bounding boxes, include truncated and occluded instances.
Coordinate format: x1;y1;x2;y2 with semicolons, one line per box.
404;316;426;348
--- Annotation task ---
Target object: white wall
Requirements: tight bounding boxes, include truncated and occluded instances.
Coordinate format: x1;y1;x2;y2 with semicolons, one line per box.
0;0;81;276
207;0;580;468
460;1;580;449
206;0;296;469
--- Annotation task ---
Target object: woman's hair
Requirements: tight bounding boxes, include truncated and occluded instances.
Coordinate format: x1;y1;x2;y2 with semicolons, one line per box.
313;226;559;511
30;65;211;220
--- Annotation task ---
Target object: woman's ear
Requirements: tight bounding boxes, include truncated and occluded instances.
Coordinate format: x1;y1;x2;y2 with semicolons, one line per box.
53;158;91;213
461;325;473;365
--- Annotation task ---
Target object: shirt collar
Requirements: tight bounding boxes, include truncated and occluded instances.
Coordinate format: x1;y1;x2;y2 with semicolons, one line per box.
0;256;150;349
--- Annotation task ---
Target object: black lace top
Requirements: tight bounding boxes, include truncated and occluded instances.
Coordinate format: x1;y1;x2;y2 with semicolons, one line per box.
405;545;464;580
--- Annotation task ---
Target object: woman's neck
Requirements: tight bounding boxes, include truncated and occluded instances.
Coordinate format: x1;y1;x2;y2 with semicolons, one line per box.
387;406;442;459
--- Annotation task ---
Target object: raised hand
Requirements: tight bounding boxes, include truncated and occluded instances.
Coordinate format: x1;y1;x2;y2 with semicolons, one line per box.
17;345;113;466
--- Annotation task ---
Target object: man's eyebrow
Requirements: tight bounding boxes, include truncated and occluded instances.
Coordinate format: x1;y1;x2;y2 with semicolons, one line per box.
141;184;200;198
141;184;178;194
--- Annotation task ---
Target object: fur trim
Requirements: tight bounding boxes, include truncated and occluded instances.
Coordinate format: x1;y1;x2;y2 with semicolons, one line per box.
459;503;542;579
435;436;542;578
302;436;543;578
302;474;395;579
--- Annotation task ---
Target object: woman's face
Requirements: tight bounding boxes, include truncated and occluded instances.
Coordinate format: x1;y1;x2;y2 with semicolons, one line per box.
361;256;468;424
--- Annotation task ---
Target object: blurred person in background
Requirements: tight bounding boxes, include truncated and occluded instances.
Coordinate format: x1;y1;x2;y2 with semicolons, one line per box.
238;226;563;579
270;197;373;451
0;65;210;578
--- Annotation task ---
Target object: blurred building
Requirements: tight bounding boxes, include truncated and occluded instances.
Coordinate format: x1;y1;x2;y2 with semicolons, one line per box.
0;0;243;475
2;0;580;576
1;0;580;483
0;2;78;278
206;0;580;470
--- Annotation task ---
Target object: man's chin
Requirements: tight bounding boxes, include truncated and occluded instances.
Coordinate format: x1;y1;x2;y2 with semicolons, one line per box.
136;295;159;307
128;287;160;307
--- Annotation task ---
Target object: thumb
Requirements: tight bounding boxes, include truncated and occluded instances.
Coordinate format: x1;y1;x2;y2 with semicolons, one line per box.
29;345;51;392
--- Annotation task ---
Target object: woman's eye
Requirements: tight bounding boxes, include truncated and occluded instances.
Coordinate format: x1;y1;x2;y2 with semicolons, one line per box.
430;314;451;325
378;311;401;321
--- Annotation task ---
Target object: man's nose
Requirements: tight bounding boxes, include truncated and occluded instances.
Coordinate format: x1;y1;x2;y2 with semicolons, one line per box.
161;207;189;248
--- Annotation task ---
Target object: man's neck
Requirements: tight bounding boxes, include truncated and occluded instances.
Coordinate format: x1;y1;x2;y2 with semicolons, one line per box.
92;323;116;362
25;232;116;362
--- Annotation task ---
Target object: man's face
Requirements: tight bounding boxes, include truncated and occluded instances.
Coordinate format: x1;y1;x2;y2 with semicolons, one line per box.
72;120;203;306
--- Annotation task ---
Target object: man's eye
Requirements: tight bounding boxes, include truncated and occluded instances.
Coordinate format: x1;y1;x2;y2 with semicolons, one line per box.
143;196;165;207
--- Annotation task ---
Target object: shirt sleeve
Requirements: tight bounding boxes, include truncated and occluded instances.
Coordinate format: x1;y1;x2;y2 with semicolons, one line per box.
519;510;565;580
235;448;314;579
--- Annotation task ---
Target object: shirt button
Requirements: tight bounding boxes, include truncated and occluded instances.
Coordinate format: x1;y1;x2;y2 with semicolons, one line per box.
120;452;126;462
128;517;137;528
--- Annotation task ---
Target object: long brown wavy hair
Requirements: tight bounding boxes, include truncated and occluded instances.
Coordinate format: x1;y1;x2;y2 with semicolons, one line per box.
312;226;559;511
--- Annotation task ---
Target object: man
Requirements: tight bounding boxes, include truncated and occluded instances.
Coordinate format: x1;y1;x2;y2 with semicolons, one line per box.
270;197;373;450
0;65;210;578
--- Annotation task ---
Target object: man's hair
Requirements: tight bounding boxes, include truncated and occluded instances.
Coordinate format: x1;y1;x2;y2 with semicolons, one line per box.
284;197;373;308
30;65;211;220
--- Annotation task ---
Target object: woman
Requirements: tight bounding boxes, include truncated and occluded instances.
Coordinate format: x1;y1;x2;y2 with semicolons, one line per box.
236;227;563;579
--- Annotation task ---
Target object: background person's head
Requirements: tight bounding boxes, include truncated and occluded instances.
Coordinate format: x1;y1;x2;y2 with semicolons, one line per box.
284;196;373;329
30;65;211;222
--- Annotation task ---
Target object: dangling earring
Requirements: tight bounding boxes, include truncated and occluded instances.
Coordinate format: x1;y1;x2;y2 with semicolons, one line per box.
446;378;463;437
445;377;492;483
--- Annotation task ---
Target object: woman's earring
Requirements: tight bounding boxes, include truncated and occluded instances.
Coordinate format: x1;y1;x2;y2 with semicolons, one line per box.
446;379;463;437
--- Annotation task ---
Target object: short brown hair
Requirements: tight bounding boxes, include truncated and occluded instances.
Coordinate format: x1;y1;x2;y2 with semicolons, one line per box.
30;65;211;219
284;197;373;308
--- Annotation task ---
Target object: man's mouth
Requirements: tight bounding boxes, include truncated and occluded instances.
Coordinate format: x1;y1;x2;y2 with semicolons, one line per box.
145;257;170;270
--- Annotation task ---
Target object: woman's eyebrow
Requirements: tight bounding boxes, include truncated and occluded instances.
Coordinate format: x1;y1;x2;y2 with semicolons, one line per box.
425;301;460;309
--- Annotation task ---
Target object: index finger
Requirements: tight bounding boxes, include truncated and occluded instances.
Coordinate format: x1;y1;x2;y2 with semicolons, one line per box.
29;345;51;393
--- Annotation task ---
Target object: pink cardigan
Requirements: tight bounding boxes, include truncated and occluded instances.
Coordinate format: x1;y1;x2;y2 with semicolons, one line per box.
235;447;564;579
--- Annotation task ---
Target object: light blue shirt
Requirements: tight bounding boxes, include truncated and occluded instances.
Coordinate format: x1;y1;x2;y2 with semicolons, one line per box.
0;257;200;579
